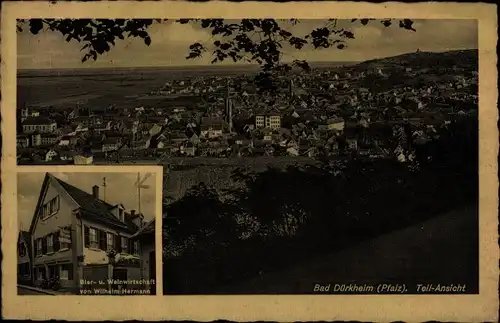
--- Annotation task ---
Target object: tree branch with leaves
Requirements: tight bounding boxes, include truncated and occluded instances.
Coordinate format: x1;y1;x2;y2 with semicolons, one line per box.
17;18;416;71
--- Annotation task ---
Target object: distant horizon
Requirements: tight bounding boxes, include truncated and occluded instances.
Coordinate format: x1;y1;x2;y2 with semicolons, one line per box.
18;18;478;70
17;60;358;72
17;48;477;72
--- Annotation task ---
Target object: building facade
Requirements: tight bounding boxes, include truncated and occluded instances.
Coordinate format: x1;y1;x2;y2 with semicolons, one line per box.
18;231;33;285
22;117;57;134
27;173;155;294
255;114;281;130
130;219;156;294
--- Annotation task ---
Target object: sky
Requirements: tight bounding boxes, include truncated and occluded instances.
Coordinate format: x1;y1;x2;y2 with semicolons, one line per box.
17;172;157;231
17;19;478;69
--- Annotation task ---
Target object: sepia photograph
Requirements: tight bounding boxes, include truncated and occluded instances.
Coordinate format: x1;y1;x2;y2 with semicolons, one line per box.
17;18;480;295
17;170;158;295
2;1;498;321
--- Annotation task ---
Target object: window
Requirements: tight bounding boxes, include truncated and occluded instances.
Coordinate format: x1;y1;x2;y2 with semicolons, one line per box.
40;205;47;219
19;263;30;277
106;233;114;251
89;228;98;249
60;266;68;280
37;238;43;256
41;196;60;220
121;237;128;254
18;242;26;257
48;265;59;278
36;267;44;280
133;241;140;255
60;264;73;280
99;230;107;250
60;227;71;250
47;235;54;253
50;196;60;214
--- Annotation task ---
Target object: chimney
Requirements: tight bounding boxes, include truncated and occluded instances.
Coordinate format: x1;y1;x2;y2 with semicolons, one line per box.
131;211;143;228
92;185;99;199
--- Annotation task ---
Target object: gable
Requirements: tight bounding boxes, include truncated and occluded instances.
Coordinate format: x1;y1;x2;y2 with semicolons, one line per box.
17;232;31;254
109;203;125;214
29;174;79;235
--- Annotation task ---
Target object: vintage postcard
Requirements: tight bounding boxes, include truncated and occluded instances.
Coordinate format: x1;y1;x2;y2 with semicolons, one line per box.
2;1;498;322
16;169;159;296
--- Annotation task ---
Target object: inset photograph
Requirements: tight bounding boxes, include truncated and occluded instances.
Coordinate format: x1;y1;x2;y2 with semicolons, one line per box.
17;168;160;295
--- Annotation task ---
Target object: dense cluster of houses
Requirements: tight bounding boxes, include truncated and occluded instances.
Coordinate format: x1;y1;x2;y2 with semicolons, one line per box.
16;56;478;164
17;173;156;294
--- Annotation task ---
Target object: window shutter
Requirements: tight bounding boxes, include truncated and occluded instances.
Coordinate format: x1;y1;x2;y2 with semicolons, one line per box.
96;229;101;248
128;239;133;254
84;226;90;248
104;231;108;250
68;264;74;280
115;234;122;253
104;231;109;251
34;240;38;257
54;231;60;251
68;226;73;247
42;237;47;254
99;230;106;250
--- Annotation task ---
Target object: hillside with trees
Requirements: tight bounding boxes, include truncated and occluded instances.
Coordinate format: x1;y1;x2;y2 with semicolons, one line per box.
163;116;478;293
356;49;478;70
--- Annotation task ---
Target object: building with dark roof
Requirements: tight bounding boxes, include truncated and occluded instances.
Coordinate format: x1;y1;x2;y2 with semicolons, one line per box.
18;230;33;285
22;116;57;134
26;173;155;294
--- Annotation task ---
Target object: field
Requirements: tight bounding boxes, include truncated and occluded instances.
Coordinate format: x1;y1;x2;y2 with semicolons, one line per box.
17;62;353;109
164;158;319;201
17;65;259;109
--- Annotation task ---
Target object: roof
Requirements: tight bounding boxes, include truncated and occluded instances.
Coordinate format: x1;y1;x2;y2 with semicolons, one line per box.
130;219;155;239
201;124;223;131
48;174;138;232
18;230;31;244
22;116;56;126
103;138;120;145
327;118;345;124
41;134;60;138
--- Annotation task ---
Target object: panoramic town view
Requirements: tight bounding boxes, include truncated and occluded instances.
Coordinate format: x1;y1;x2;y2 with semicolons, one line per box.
17;171;157;295
17;19;478;294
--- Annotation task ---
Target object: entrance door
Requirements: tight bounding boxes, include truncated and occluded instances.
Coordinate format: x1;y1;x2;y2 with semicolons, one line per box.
113;268;128;289
149;251;156;294
48;265;59;278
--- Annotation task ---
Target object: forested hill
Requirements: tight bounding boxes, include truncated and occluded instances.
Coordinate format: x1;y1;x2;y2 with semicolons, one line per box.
355;49;478;70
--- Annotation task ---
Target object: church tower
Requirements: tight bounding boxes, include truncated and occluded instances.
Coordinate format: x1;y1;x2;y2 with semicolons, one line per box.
225;81;233;133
